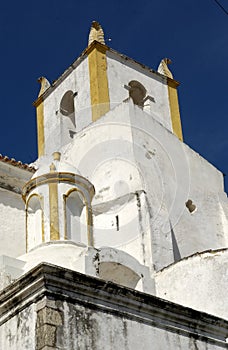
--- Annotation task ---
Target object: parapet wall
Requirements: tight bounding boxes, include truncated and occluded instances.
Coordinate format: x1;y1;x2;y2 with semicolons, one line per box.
0;263;227;349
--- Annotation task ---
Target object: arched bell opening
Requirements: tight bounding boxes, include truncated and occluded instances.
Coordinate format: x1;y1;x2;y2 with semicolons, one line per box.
128;80;146;108
59;90;76;142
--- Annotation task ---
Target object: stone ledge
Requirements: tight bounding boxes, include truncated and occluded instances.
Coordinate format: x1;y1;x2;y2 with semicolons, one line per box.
0;263;227;347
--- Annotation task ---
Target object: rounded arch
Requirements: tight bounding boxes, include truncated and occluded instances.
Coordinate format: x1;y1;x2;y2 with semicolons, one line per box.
60;90;75;119
60;91;76;142
99;262;140;288
63;188;89;244
26;194;44;251
128;80;146;108
95;247;151;290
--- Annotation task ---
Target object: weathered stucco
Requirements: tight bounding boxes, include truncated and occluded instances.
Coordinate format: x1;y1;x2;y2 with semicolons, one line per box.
0;304;36;349
0;264;227;350
155;248;228;320
42;56;92;156
0;27;228;349
0;162;33;258
0;188;26;258
62;100;228;272
106;50;172;132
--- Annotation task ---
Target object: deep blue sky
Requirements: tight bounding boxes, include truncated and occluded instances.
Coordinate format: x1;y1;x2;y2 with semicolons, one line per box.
0;1;227;190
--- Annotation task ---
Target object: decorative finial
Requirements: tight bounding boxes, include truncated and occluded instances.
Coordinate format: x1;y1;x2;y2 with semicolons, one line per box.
52;152;61;161
50;163;56;172
157;58;173;79
38;76;50;97
88;21;105;46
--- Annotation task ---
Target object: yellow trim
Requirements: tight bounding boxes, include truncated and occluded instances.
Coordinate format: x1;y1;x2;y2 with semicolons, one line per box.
22;172;95;201
36;101;45;156
25;207;28;251
88;42;110;121
26;194;44;252
63;188;94;246
49;182;60;240
87;206;94;246
63;194;67;240
167;79;183;141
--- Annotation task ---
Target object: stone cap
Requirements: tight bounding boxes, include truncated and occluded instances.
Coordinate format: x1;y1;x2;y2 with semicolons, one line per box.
0;263;227;346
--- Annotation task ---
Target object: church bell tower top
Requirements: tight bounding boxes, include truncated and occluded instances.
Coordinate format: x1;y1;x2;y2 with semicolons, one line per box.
34;21;183;158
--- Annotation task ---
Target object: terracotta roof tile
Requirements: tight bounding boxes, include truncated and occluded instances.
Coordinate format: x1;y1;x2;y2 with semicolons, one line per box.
0;154;36;172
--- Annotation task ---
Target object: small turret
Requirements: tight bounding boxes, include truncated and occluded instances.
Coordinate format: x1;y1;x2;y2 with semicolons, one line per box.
22;152;95;252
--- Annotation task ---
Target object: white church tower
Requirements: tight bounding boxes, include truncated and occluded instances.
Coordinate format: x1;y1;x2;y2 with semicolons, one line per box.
0;22;227;349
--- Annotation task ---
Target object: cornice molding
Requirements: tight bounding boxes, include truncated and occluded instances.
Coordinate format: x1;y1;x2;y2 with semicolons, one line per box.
0;263;227;347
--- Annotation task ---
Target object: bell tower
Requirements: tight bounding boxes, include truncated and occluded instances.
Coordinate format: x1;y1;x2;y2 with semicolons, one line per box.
22;152;95;251
26;21;228;304
34;21;183;159
0;23;228;349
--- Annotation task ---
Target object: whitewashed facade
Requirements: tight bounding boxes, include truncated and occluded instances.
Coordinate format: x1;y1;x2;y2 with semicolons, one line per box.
0;22;227;349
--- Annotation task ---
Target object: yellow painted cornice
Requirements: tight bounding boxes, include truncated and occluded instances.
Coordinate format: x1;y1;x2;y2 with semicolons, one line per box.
22;172;95;201
85;40;109;55
167;77;180;88
33;39;183;141
33;41;177;107
33;95;43;108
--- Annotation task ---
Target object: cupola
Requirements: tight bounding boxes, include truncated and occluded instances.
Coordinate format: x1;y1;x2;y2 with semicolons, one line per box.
22;152;95;252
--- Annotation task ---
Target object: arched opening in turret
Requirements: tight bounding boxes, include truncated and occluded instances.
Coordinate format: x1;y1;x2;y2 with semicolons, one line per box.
128;80;146;108
64;190;87;244
60;90;76;142
26;195;43;251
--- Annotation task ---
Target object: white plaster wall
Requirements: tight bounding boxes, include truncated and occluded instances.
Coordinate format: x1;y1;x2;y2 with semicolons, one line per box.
106;51;172;131
20;243;153;294
43;57;92;156
59;301;224;350
219;194;228;246
93;191;153;270
0;292;225;350
20;242;87;274
0;255;25;289
0;189;26;258
63;103;142;194
155;249;228;320
127;103;227;267
94;196;139;244
63;100;228;272
0;303;36;350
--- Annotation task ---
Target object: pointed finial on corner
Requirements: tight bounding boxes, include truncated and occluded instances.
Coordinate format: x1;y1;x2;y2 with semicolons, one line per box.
52;152;61;161
157;58;173;79
49;163;56;172
38;76;51;97
88;21;105;46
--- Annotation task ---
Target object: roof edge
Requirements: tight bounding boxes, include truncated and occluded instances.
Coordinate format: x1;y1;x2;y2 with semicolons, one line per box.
0;262;227;346
33;41;180;106
0;154;35;173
